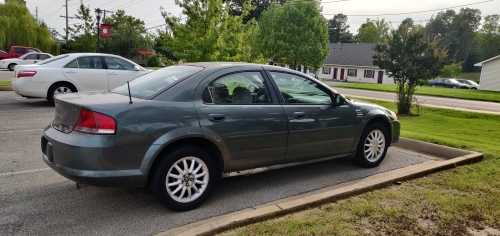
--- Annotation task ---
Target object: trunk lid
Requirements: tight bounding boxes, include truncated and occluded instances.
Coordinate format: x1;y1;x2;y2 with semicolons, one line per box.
51;92;146;133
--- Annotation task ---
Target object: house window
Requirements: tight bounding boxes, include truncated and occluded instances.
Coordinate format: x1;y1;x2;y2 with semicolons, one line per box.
347;69;357;77
364;70;375;78
322;67;331;75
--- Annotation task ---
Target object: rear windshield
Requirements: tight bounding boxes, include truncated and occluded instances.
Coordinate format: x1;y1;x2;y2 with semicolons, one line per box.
38;54;69;65
113;65;203;99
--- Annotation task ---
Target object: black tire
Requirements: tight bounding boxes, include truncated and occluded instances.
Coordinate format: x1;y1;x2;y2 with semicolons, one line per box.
151;145;218;211
47;82;77;103
7;63;16;71
354;123;390;168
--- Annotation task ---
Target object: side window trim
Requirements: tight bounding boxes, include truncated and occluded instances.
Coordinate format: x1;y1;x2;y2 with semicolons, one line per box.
203;70;273;105
266;70;333;106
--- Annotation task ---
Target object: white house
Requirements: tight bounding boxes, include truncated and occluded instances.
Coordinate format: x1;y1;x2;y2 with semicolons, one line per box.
474;55;500;91
317;43;394;84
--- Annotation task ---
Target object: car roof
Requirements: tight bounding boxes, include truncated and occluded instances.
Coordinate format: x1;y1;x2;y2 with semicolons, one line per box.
63;53;125;57
182;62;301;73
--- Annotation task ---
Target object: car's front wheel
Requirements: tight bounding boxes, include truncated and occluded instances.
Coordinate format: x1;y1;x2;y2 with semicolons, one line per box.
354;123;390;168
152;145;217;211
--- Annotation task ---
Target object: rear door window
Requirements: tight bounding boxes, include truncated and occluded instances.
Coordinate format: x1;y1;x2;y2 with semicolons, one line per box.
104;57;136;70
203;72;271;105
77;56;104;69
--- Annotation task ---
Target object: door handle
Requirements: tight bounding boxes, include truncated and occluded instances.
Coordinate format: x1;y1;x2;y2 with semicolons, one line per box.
292;111;306;119
208;113;225;121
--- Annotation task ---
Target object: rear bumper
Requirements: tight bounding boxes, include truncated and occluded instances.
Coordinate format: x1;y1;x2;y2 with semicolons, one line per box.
41;127;147;187
12;78;47;98
391;120;400;144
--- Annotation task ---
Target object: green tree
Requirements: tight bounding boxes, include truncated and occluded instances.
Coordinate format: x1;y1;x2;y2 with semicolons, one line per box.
328;13;353;43
439;63;462;78
425;8;481;70
356;19;390;43
100;10;153;58
256;0;329;70
0;0;56;52
226;0;286;22
161;0;262;62
65;4;96;53
477;15;500;60
375;19;447;115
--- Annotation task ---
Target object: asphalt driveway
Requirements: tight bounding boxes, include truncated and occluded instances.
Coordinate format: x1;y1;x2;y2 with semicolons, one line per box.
0;91;437;235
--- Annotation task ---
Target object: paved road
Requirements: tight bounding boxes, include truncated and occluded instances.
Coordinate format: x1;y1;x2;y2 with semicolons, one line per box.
0;70;14;81
327;82;500;114
0;91;436;235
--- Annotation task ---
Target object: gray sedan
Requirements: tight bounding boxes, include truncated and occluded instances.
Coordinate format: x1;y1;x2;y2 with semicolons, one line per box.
41;62;400;211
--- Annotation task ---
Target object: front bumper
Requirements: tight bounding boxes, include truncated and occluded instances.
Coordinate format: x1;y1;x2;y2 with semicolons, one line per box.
41;127;147;187
391;120;400;143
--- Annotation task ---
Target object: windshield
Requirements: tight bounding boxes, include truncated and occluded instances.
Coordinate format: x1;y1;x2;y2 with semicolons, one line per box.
38;54;69;65
113;65;203;99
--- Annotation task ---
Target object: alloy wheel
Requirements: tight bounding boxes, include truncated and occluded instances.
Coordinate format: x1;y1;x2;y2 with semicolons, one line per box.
363;129;386;163
53;86;72;95
165;156;210;203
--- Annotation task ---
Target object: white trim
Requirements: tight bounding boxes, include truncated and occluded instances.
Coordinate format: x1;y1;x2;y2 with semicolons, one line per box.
474;54;500;67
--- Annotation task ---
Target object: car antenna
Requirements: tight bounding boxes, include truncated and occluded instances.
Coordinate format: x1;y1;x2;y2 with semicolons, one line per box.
127;81;133;104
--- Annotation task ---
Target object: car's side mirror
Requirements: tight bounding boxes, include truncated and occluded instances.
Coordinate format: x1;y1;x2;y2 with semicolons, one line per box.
330;93;345;106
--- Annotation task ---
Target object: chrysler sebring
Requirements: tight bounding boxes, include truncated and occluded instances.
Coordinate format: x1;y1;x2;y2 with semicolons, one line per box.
41;62;400;211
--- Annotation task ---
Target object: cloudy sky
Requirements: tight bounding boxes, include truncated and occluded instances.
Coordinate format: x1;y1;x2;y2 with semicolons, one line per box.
5;0;500;36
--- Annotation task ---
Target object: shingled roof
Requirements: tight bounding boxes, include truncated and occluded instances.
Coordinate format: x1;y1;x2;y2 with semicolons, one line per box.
325;43;377;67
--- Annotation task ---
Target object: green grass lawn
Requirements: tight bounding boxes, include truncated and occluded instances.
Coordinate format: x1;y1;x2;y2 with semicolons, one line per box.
332;82;500;103
0;80;11;91
221;101;500;236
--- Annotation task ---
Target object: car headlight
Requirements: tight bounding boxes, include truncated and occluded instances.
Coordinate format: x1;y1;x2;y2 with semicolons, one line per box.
385;109;398;121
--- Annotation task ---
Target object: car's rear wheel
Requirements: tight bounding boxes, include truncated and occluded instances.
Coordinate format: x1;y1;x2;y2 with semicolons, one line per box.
354;123;389;168
7;63;16;71
152;145;217;211
47;82;77;103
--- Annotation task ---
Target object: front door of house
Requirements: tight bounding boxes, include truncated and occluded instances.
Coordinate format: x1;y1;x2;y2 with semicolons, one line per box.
377;71;384;84
340;69;345;80
333;68;338;80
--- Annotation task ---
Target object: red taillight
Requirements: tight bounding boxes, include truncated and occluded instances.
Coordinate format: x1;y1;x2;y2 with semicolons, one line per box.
74;109;116;134
16;70;37;78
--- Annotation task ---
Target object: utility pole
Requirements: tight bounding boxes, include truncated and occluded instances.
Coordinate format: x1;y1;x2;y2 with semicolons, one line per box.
95;8;102;52
65;0;69;43
35;6;38;24
59;0;77;44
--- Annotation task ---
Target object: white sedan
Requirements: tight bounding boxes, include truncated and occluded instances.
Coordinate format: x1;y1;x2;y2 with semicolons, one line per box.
12;53;150;101
0;52;53;71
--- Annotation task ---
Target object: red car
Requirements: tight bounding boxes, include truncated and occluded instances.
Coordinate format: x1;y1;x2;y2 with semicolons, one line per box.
0;46;40;60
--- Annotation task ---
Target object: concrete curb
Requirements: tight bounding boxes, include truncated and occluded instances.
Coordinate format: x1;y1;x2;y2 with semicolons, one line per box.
157;139;483;236
346;95;500;116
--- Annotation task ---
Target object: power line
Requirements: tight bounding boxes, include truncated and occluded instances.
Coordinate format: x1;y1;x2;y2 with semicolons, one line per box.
322;0;495;16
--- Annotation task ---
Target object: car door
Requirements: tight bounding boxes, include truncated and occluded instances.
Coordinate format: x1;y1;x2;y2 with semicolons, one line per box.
62;56;107;92
196;69;288;171
267;71;359;162
103;56;144;90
